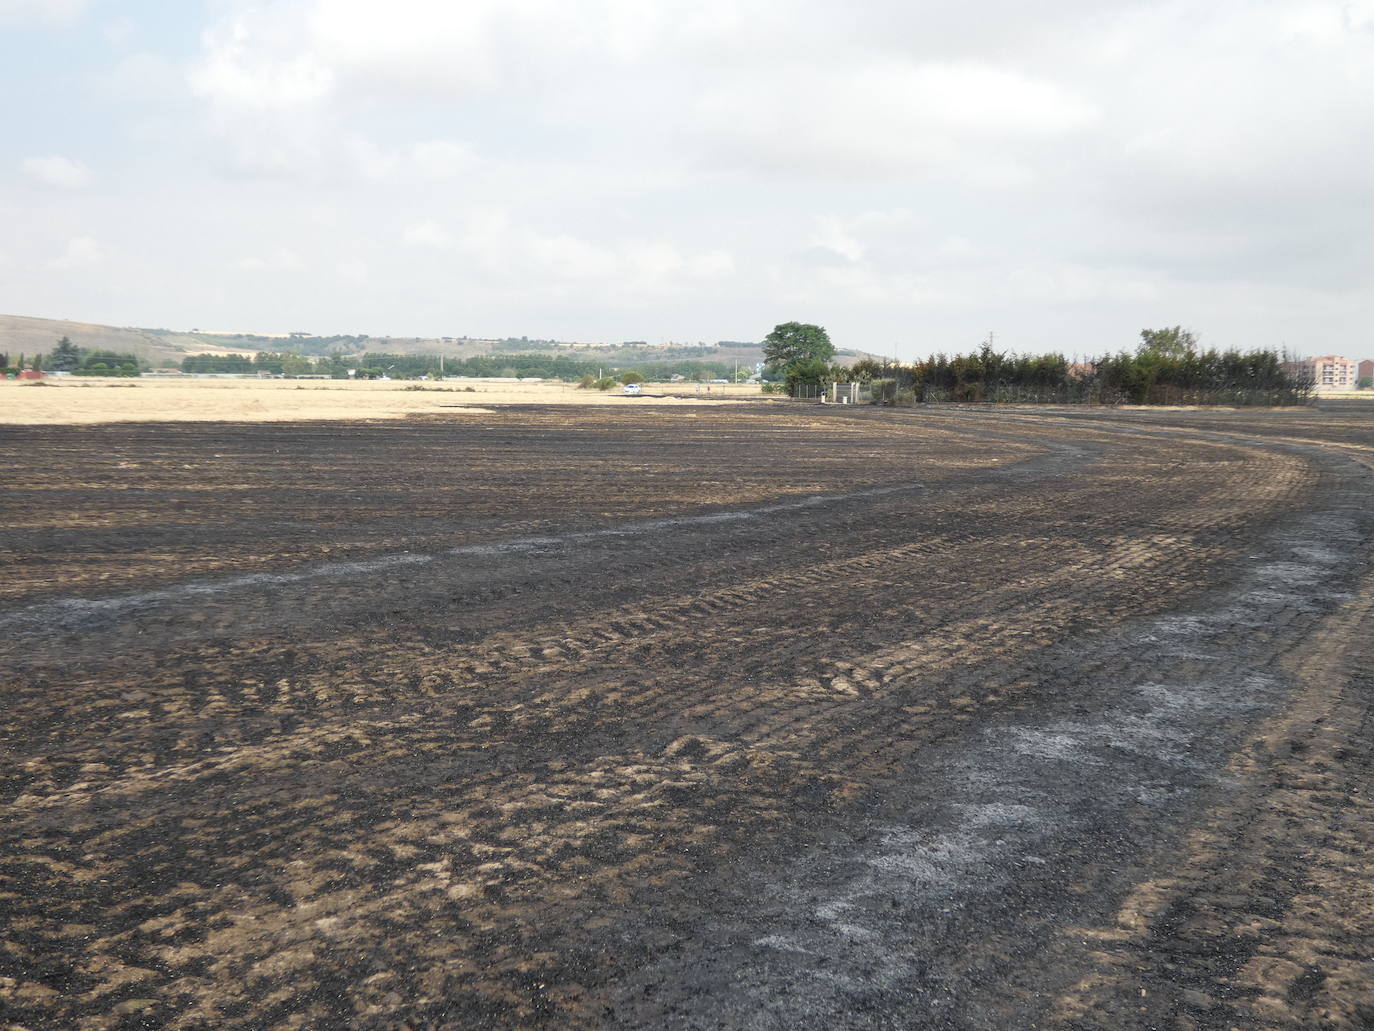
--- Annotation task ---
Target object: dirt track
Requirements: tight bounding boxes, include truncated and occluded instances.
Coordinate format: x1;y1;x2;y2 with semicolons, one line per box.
2;404;1372;1030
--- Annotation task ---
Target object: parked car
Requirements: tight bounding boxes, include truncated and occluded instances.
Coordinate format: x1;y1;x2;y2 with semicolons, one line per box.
623;382;642;396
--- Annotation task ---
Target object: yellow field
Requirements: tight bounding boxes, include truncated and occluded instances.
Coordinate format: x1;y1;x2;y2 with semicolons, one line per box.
0;377;767;424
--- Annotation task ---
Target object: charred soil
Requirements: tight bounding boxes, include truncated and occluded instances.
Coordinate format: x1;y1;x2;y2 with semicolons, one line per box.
2;404;1372;1030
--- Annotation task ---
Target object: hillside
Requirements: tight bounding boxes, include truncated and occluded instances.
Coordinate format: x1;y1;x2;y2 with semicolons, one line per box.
0;313;877;367
0;315;257;363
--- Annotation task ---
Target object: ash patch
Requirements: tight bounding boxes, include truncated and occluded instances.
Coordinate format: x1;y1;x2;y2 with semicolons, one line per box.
613;457;1374;1029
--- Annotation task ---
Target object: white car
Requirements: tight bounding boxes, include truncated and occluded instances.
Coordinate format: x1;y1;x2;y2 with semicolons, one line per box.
622;382;642;395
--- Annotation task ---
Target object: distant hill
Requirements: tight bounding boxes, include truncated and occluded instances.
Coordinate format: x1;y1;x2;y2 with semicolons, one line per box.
0;314;257;363
0;313;878;367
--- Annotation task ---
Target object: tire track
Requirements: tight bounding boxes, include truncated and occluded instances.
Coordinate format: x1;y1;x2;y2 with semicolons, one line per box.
1;407;1360;1031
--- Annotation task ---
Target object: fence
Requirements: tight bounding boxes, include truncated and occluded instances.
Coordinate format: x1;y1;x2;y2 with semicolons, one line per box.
791;382;870;404
787;379;1312;408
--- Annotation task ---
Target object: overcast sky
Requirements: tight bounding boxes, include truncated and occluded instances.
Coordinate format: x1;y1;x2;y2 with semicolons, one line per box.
2;0;1371;359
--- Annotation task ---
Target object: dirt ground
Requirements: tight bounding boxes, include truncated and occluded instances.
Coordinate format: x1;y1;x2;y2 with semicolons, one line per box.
2;403;1372;1030
0;378;762;425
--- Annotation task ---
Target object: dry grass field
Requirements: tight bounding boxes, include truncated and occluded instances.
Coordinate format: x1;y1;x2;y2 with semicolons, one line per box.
2;401;1373;1029
0;378;762;425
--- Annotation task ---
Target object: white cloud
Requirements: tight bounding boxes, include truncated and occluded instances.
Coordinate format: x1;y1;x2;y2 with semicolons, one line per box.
413;141;474;179
344;137;400;180
337;258;368;283
49;236;102;269
1347;0;1374;31
237;249;303;272
401;221;456;250
190;14;334;112
10;1;1374;356
190;0;627;113
810;217;866;264
395;207;734;301
22;155;92;189
0;0;86;25
697;61;1099;178
938;236;981;262
1007;263;1161;305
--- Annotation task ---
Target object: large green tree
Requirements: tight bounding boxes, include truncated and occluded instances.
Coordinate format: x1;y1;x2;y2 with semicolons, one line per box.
762;322;834;374
1138;326;1197;360
50;336;80;371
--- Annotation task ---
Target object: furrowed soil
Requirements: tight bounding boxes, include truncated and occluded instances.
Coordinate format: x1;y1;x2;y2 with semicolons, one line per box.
2;403;1372;1030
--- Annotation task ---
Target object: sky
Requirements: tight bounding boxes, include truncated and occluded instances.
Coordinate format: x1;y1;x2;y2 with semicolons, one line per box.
2;0;1372;360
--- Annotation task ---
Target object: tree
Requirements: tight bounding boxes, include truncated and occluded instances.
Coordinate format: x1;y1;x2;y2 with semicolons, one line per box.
848;358;887;383
1358;376;1373;390
785;356;832;394
1138;326;1197;360
280;353;313;377
50;336;80;371
762;322;834;374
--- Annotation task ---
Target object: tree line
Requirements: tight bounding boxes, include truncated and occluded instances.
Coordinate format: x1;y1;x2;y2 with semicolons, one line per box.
179;350;748;381
2;337;142;377
7;338;753;382
9;326;1322;407
763;324;1314;407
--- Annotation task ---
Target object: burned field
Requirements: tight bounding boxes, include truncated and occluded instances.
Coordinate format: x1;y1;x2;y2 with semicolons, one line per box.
3;404;1373;1030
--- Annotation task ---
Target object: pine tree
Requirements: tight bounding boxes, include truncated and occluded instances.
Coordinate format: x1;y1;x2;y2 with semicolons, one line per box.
51;336;80;371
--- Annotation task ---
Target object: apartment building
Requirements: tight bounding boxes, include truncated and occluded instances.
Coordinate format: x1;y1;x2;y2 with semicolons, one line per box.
1291;355;1358;391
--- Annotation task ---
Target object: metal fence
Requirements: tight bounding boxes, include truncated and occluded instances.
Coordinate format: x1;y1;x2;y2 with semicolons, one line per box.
787;380;1312;408
791;382;870;404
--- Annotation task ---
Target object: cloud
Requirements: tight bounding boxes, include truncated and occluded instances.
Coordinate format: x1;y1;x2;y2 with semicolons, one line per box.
0;0;86;25
344;137;400;180
49;236;102;269
237;249;303;272
413;141;474;179
401;221;456;250
394;208;734;303
11;1;1374;356
337;258;368;283
22;155;93;189
696;61;1099;179
189;13;334;113
190;1;623;113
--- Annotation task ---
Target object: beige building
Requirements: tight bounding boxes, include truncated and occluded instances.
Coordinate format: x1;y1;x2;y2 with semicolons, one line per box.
1292;355;1358;391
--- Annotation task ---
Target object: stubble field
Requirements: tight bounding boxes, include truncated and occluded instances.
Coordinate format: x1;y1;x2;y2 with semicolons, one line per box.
2;401;1373;1029
0;377;760;425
